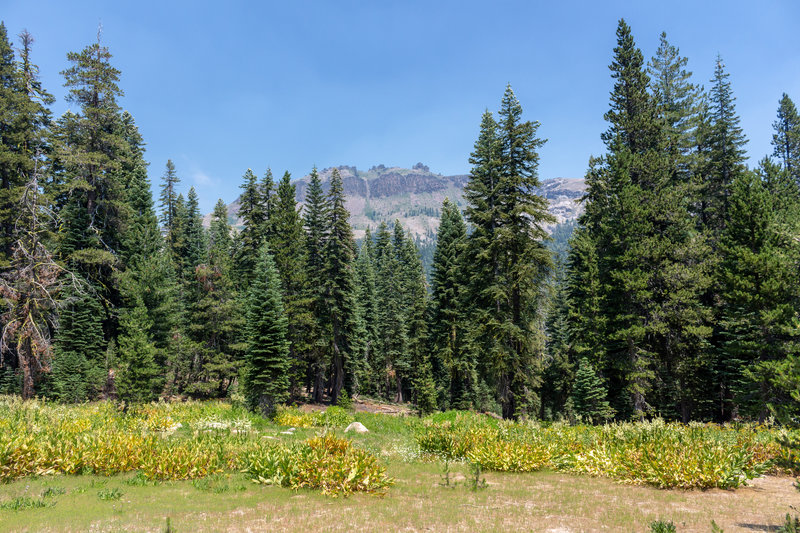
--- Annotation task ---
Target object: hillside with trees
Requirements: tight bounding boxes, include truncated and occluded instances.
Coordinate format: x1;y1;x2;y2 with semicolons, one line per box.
0;18;799;427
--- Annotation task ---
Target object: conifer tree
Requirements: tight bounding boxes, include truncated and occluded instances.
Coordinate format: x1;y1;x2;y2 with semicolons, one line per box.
700;57;748;232
322;169;361;403
429;198;471;409
52;33;131;396
571;358;615;424
303;167;330;401
115;301;160;403
243;244;290;416
0;26;53;391
184;188;207;265
116;112;177;376
772;93;800;184
648;32;702;183
400;232;436;412
234;168;265;288
159;160;181;241
717;172;800;419
186;200;243;397
566;21;712;420
354;228;379;394
0;25;52;269
261;168;277;241
270;171;312;396
541;277;574;420
373;221;406;400
463;85;554;419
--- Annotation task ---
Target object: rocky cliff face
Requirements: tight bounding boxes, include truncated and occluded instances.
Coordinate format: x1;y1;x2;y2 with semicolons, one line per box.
209;164;586;240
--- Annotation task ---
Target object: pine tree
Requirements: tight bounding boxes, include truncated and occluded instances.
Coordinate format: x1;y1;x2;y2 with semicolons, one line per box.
323;169;361;404
270;171;312;397
181;188;207;277
354;228;379;394
0;26;53;392
116;111;178;375
159;160;181;240
234;168;265;289
772;93;800;185
541;251;574;421
52;32;131;397
648;32;702;179
260;168;277;241
0;25;52;269
566;21;713;420
463;85;554;419
243;244;290;416
717;172;800;419
400;232;436;413
700;56;748;233
303;167;330;402
429;198;472;409
571;358;615;424
373;221;406;400
185;200;243;397
115;301;160;403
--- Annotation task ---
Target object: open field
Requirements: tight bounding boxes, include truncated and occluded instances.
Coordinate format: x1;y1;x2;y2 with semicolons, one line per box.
0;398;798;532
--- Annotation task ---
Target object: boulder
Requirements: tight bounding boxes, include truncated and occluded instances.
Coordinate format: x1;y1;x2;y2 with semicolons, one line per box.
345;422;369;434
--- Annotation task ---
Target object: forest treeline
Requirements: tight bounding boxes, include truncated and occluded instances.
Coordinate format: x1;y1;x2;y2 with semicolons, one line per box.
1;20;798;422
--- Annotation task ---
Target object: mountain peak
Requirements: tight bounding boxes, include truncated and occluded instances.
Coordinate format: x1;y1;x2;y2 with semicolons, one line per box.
206;164;586;240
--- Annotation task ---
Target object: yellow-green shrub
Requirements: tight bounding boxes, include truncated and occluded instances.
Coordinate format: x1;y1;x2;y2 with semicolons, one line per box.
242;434;392;497
416;415;782;489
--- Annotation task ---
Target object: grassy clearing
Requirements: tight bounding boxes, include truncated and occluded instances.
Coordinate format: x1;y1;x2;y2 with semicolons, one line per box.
0;464;795;531
0;398;798;531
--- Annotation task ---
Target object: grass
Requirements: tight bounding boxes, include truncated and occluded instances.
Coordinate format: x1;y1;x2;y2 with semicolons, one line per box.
0;397;797;531
0;465;795;531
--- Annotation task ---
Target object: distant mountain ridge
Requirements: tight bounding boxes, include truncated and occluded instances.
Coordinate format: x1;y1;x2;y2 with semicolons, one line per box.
207;163;586;240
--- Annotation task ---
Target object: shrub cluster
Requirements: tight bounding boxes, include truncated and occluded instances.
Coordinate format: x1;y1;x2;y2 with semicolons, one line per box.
272;406;354;428
241;433;393;497
0;397;389;497
416;413;786;489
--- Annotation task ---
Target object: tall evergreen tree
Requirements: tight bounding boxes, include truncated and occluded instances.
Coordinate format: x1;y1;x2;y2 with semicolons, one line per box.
115;112;177;380
159;159;181;240
700;57;748;233
373;221;406;400
429;198;472;409
303;167;330;402
185;199;243;397
243;244;290;416
234;168;265;289
354;228;379;394
0;25;52;269
52;32;131;396
648;32;702;183
400;231;436;412
717;172;800;419
772;93;800;185
270;171;312;397
567;20;712;420
323;169;361;404
0;26;52;391
463;85;554;419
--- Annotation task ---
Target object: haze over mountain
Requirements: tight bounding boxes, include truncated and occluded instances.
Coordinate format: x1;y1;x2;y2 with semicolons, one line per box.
208;163;587;241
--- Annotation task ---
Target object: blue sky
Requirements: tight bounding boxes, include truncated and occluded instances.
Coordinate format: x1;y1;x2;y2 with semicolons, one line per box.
3;1;800;212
